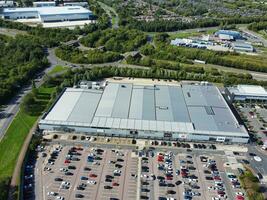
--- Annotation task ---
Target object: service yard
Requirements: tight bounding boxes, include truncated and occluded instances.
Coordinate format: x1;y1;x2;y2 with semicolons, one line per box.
25;139;249;200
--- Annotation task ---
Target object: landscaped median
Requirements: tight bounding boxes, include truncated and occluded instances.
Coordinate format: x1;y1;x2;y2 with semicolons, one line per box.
239;168;265;200
0;86;56;200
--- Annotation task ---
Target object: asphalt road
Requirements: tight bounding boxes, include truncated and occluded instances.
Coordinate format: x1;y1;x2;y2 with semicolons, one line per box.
238;26;267;47
0;49;58;140
247;144;267;176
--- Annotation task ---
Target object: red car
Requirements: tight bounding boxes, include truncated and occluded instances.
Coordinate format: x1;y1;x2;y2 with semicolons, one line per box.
112;182;119;186
89;173;97;178
64;160;70;164
213;176;221;181
166;176;173;180
217;191;225;195
236;195;244;200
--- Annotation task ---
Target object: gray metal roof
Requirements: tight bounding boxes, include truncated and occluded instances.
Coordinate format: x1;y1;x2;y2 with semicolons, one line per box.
45;88;102;123
42;83;248;137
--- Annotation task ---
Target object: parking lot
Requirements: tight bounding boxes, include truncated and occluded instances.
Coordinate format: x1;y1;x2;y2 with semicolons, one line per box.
22;139;248;200
235;102;267;142
31;145;139;200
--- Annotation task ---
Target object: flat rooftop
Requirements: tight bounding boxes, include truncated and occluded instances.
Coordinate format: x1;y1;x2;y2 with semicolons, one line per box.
229;85;267;97
41;82;248;137
3;6;92;15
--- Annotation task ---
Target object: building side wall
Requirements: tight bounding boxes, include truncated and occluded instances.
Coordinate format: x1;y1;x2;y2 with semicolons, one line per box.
39;123;249;144
40;13;92;22
2;11;39;19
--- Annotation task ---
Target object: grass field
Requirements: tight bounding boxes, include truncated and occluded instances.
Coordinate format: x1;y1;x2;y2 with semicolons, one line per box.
0;85;55;199
48;65;68;75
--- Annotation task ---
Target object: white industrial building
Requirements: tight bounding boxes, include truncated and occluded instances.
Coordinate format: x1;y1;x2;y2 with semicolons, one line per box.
226;85;267;102
232;42;254;53
1;6;93;23
39;81;249;143
0;0;14;7
63;2;88;7
33;1;55;7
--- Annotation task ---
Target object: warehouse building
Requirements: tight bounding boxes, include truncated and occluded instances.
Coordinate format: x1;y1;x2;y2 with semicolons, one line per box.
33;1;55;7
215;30;243;41
1;6;93;23
232;42;254;53
226;85;267;102
39;81;249;143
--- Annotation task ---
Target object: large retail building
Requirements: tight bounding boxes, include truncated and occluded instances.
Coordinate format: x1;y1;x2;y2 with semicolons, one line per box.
39;80;249;143
1;6;93;23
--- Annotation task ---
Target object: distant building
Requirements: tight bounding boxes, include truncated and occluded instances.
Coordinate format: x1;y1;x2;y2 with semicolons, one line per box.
232;42;254;52
1;6;93;23
215;30;243;41
226;85;267;102
0;0;13;7
63;2;88;7
33;1;55;7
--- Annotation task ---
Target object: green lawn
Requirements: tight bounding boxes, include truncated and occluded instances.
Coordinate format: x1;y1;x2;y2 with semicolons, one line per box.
0;85;55;199
48;65;68;75
0;110;37;179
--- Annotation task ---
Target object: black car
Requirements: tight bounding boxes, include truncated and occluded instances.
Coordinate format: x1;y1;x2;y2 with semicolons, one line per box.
167;183;175;187
141;181;149;186
249;153;256;156
141;188;150;192
205;176;213;180
175;180;182;186
167;190;176;194
241;159;250;164
84;167;91;171
257;173;263;180
75;194;84;198
159;182;166;187
140;195;149;199
157;176;165;180
105;179;112;182
68;165;76;170
193;144;198;148
117;158;124;162
54;178;63;181
77;186;85;190
115;164;123;168
65;172;73;176
106;175;114;179
104;185;112;189
233;151;239;155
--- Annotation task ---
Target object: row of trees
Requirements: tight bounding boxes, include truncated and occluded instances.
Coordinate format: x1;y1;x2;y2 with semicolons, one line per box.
55;45;123;64
48;67;267;94
119;9;267;32
0;35;49;104
248;21;267;31
80;28;147;53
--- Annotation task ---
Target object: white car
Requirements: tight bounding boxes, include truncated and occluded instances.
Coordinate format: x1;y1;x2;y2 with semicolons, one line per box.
211;197;220;200
208;186;214;190
87;180;96;185
85;136;90;141
60;168;68;172
114;169;121;174
235;192;244;196
47;191;56;196
24;175;33;179
93;161;100;165
48;161;54;165
56;197;64;200
61;181;70;186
